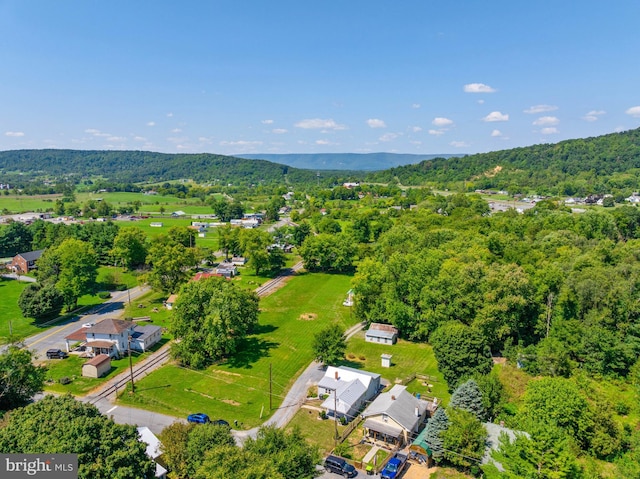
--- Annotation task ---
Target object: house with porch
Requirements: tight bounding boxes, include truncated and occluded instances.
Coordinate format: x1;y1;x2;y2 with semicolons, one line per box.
64;318;162;358
361;384;430;446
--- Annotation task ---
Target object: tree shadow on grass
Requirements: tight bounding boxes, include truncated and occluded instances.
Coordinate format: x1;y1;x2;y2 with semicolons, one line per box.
336;359;364;370
222;336;280;369
251;323;278;335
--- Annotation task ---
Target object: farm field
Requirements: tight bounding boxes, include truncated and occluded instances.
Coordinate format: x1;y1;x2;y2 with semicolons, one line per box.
113;217;220;250
117;271;358;427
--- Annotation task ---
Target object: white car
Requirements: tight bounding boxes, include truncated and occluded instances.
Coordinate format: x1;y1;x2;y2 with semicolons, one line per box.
82;322;95;328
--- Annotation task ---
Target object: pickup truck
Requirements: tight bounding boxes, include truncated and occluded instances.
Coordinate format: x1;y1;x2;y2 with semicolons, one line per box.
381;452;408;479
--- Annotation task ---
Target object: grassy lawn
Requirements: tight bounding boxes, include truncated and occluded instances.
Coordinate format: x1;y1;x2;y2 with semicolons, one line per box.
428;468;474;479
114;217;219;250
0;278;46;343
287;406;351;455
342;333;450;405
43;339;169;396
117;272;358;427
122;290;172;332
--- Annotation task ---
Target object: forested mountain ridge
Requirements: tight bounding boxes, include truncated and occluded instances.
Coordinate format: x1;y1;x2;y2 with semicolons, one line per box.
236;152;458;171
0;149;355;185
366;128;640;195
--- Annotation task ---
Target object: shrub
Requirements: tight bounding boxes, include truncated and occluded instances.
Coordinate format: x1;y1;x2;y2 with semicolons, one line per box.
97;291;111;299
59;377;72;385
615;401;630;416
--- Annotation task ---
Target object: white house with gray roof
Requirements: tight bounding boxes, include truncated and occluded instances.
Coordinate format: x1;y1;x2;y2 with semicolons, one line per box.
362;384;429;446
318;366;381;422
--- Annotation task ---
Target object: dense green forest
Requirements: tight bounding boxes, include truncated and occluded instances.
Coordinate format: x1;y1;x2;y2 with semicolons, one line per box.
0;150;354;186
366;128;640;195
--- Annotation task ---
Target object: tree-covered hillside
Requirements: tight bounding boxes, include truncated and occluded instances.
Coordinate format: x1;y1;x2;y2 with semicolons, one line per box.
366;128;640;195
0;149;353;186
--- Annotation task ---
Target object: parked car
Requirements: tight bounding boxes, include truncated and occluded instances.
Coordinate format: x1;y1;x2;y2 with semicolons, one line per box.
212;419;230;428
324;455;357;478
46;349;68;359
187;413;210;424
82;322;95;328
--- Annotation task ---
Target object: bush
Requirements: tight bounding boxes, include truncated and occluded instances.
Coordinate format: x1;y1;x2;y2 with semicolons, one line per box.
97;291;111;299
319;410;328;420
59;377;72;385
615;401;630;416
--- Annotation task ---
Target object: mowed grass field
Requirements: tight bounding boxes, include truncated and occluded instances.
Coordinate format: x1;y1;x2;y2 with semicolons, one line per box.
117;272;358;427
0;278;40;343
114;217;219;251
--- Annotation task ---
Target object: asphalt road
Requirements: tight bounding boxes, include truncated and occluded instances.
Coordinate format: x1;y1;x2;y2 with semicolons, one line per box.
21;285;150;360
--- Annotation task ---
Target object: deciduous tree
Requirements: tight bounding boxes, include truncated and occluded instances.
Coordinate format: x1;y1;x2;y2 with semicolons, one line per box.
0;346;46;411
312;325;346;365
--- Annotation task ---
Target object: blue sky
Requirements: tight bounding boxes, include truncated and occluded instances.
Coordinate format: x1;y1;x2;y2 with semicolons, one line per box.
1;1;639;157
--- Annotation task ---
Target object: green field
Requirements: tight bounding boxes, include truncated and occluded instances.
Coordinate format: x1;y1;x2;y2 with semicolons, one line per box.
0;194;60;213
343;333;450;404
114;217;220;250
0;278;41;343
43;339;169;396
117;272;358;427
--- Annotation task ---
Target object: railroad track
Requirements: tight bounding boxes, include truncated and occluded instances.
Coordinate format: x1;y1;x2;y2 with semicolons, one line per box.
254;261;304;297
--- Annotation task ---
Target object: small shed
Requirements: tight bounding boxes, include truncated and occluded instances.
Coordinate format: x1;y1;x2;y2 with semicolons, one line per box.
381;353;393;368
165;294;178;310
82;354;111;378
366;323;399;345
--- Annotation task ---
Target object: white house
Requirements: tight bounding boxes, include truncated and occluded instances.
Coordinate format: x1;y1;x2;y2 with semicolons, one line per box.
361;384;430;446
137;427;168;479
318;366;381;421
65;318;162;358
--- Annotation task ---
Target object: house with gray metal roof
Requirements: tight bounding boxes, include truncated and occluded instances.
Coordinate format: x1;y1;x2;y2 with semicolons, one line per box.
362;384;429;446
318;366;381;422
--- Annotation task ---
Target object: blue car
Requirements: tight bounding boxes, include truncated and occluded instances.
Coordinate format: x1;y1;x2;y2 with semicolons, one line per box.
187;413;210;424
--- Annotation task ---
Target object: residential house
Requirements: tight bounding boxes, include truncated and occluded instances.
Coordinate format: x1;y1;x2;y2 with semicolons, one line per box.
365;323;399;345
215;262;238;278
10;249;44;274
82;354;111;378
137;427;168;479
362;384;430;446
65;318;162;358
318;366;381;421
231;256;247;266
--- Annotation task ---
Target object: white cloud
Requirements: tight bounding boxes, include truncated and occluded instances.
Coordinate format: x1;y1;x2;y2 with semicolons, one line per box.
411;126;422;132
432;117;453;127
315;139;336;145
272;128;288;134
5;131;25;137
540;127;559;135
412;103;421;109
261;119;274;124
107;136;126;142
366;118;387;128
379;132;399;142
533;116;560;126
477;99;485;104
171;128;182;133
147;121;156;127
428;129;445;136
626;106;640;118
483;111;509;122
410;140;422;145
582;110;606;122
294;118;347;130
133;136;147;141
491;129;503;137
524;104;558;114
450;140;470;148
463;83;496;93
85;128;100;134
166;113;174;117
85;129;110;137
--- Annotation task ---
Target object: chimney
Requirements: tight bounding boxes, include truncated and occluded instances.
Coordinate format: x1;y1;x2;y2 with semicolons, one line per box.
391;395;396;400
335;371;339;380
415;406;420;417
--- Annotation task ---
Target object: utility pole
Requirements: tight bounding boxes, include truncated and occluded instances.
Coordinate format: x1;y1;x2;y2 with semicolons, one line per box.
334;390;339;443
127;335;135;393
269;363;272;410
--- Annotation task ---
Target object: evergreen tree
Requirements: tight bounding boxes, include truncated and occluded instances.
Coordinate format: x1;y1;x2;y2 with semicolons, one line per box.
449;379;485;420
423;407;449;462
